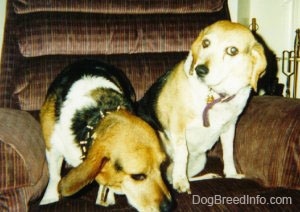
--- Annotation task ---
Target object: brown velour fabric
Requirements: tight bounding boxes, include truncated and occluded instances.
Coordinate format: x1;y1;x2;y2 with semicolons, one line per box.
14;0;225;14
234;96;300;189
1;0;299;211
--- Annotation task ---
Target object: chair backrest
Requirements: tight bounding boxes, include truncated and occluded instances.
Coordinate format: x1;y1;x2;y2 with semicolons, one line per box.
0;0;230;110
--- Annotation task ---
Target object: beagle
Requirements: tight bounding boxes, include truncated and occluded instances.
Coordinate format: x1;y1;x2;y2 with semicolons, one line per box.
137;21;267;193
39;59;172;211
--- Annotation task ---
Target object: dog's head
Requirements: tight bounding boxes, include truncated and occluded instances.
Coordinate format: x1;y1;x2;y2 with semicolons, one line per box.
58;110;172;212
184;20;267;94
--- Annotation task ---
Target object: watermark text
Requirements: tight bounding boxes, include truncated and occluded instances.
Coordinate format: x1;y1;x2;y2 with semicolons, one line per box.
192;195;293;206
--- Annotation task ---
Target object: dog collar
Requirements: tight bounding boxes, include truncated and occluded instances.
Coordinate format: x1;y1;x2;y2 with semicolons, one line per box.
202;91;235;127
79;125;94;160
79;106;121;160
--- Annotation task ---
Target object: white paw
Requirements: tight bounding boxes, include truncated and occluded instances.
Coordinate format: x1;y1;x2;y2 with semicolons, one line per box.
225;173;245;179
173;175;191;194
40;179;60;205
189;173;221;181
40;194;59;205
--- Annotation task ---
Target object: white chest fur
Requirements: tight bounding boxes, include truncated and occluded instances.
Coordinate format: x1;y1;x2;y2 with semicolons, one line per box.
184;87;251;176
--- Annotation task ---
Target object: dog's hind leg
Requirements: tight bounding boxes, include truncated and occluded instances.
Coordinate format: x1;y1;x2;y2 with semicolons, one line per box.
189;173;221;181
188;153;221;182
96;184;115;206
40;148;64;205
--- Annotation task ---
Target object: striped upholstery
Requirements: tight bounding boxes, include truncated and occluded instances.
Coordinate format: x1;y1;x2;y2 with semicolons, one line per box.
1;0;300;211
14;53;186;110
0;108;48;210
235;96;300;189
1;0;230;109
0;1;231;210
210;96;300;189
14;0;225;14
0;189;29;211
17;13;223;57
0;1;22;109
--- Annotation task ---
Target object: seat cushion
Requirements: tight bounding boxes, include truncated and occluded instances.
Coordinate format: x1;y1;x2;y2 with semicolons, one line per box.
0;108;48;209
14;0;226;14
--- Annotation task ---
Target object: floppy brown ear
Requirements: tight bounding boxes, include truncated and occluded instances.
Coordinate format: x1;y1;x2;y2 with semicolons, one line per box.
58;143;109;197
190;31;204;71
250;42;267;91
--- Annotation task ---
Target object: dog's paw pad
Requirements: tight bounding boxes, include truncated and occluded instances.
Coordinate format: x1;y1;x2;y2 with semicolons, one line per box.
226;174;245;179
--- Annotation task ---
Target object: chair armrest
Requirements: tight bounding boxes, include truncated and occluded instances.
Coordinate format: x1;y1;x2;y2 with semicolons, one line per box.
209;96;300;189
235;96;300;189
0;108;48;210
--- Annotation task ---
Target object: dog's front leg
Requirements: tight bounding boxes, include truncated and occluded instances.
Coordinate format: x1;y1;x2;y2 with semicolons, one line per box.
40;149;64;205
220;124;244;179
171;133;191;193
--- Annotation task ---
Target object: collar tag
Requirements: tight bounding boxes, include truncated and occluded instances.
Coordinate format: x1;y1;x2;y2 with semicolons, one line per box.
206;89;215;104
202;92;235;127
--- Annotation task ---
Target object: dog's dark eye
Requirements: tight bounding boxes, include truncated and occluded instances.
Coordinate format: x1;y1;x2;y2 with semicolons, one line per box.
226;46;239;56
131;174;147;181
202;39;210;48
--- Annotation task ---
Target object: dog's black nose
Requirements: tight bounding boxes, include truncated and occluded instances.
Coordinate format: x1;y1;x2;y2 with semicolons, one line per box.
195;64;209;77
160;197;174;212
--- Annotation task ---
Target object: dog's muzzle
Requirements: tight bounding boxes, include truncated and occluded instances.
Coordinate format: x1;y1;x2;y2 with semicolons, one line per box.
195;64;209;78
160;196;174;212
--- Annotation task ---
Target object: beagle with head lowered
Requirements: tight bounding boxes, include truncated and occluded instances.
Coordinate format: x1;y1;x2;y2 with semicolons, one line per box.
39;59;172;211
137;21;267;193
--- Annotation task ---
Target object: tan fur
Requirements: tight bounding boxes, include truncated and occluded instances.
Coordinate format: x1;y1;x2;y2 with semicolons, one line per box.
190;21;266;91
150;20;267;193
40;94;56;150
40;64;172;211
157;62;196;133
58;109;170;210
191;32;204;71
250;43;267;91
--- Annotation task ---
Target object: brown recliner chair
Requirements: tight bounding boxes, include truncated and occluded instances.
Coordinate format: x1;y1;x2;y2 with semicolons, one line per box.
0;0;299;211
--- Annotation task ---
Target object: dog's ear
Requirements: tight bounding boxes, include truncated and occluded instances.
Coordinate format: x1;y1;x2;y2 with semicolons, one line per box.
185;31;204;75
58;118;119;196
250;42;267;91
58;143;109;197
